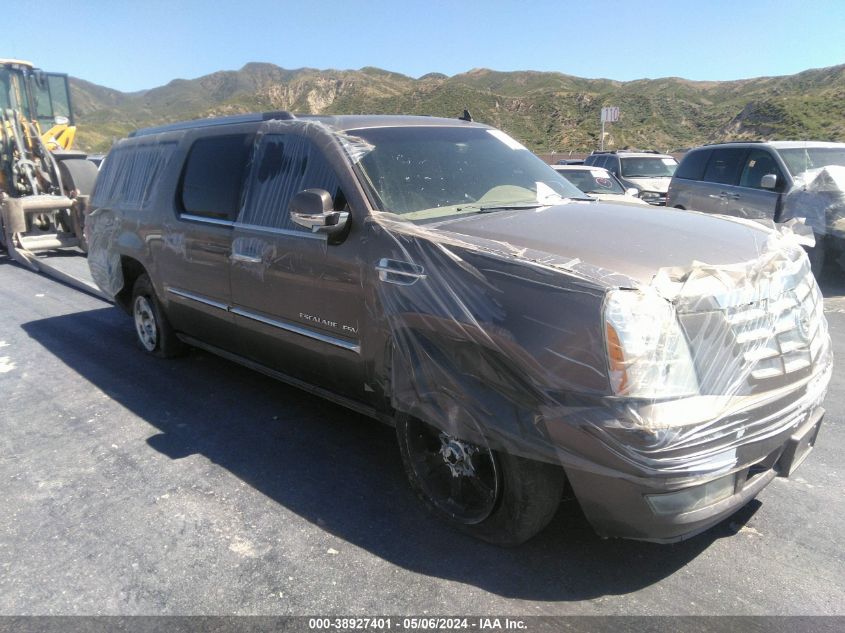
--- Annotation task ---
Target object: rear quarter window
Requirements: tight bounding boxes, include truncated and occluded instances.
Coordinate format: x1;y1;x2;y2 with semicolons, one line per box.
674;149;711;180
91;141;177;210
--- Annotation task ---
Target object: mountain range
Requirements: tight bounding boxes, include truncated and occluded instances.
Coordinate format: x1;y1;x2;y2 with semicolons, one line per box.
69;62;845;154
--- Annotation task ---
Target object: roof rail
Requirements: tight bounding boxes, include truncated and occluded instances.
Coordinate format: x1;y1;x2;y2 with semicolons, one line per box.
129;111;296;138
589;148;660;155
702;140;766;146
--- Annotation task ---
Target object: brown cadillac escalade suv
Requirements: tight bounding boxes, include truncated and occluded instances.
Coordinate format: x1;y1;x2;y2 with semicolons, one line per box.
86;113;832;545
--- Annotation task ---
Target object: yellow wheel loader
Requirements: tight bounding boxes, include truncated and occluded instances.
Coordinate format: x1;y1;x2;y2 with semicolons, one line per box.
0;58;99;280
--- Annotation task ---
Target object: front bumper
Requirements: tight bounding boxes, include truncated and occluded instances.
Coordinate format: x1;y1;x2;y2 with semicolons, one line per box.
565;405;825;542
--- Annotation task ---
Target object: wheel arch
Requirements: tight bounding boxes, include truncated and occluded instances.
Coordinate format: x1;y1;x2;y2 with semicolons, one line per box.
115;256;148;313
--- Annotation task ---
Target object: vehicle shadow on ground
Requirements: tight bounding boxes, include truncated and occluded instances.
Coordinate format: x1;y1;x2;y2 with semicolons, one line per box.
22;306;760;602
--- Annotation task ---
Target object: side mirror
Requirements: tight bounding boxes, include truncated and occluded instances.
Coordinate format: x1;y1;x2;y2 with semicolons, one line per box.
625;188;640;198
289;189;349;236
760;174;778;190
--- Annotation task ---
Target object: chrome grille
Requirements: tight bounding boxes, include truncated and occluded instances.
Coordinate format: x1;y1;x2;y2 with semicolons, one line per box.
723;271;825;381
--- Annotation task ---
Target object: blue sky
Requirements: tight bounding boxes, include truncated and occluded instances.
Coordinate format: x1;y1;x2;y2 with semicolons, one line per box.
6;0;845;92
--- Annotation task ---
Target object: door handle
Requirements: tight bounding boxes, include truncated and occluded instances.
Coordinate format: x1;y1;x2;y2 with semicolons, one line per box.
230;253;262;264
375;258;426;285
197;243;230;255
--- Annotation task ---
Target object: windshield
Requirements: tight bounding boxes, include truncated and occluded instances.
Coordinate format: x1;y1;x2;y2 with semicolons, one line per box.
347;126;587;221
620;156;677;178
555;168;625;194
776;147;845;176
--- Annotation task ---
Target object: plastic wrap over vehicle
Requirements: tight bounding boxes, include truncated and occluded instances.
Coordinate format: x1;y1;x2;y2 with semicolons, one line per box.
86;137;181;298
85;117;832;493
780;165;845;238
368;206;831;487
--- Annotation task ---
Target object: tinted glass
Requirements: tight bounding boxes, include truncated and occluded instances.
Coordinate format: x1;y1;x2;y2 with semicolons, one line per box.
674;149;711;180
349;126;585;221
91;141;178;210
702;148;748;185
180;134;253;220
739;150;783;190
239;134;344;230
619;156;677;177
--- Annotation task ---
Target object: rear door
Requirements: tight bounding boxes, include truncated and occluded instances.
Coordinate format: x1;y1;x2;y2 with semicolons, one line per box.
158;132;253;351
698;147;749;215
229;128;367;400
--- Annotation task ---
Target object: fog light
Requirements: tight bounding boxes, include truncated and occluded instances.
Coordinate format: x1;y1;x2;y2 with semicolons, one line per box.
645;474;736;515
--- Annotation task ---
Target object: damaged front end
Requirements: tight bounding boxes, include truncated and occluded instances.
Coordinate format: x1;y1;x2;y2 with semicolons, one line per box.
378;211;832;542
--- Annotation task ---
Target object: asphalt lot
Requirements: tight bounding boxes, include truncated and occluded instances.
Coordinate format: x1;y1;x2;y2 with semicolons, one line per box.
1;253;844;616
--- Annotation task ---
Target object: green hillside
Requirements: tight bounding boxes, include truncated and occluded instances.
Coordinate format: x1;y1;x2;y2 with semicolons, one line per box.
69;62;845;153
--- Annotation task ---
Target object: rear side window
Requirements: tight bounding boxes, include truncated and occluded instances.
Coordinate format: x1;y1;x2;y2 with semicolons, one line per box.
674;149;711;180
238;133;344;231
179;134;254;220
702;148;748;185
91;141;177;210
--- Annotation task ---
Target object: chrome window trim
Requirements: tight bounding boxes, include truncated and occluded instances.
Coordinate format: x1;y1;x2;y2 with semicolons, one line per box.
178;214;235;227
233;222;326;241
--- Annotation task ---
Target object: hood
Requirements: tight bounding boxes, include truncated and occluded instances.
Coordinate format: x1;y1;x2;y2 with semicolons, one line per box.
624;176;672;193
433;202;773;285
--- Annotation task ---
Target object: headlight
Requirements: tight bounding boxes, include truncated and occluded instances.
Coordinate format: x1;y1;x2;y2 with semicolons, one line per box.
639;191;662;202
604;289;699;398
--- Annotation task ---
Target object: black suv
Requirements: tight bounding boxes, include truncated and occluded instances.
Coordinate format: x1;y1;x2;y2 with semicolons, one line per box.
86;113;831;545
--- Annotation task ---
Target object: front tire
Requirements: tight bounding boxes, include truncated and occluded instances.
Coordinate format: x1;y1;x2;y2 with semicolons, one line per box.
396;414;564;546
131;274;185;358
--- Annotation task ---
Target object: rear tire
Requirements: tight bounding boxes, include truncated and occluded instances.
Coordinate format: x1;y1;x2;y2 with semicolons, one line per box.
396;414;564;546
131;274;185;358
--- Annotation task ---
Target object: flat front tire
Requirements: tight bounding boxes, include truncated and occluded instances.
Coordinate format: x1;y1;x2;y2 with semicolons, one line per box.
131;274;185;358
396;414;565;546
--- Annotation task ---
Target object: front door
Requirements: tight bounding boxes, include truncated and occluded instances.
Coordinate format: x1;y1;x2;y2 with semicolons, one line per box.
732;149;785;221
229;130;366;401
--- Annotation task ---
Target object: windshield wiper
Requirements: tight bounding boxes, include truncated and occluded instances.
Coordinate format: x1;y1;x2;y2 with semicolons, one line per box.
475;203;546;212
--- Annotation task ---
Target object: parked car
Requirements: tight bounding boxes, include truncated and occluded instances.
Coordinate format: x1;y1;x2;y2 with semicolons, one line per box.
584;150;678;205
667;141;845;273
552;164;649;206
86;113;831;545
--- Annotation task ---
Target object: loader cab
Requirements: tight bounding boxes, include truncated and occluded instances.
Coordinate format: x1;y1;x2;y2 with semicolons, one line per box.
0;59;75;144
